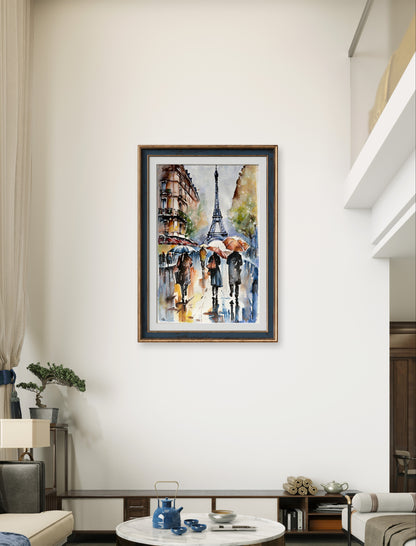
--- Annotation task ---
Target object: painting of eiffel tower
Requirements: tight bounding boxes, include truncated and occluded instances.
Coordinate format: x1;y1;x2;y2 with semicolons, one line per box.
205;166;228;242
141;145;278;339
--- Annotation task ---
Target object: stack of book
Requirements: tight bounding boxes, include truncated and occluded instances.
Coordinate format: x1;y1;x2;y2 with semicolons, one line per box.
313;503;346;513
278;508;304;531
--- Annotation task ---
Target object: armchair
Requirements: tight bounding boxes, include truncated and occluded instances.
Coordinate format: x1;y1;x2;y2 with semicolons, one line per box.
394;450;416;492
0;461;73;546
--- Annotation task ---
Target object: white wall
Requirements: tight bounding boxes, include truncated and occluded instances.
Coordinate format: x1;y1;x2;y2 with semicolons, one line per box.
19;0;390;494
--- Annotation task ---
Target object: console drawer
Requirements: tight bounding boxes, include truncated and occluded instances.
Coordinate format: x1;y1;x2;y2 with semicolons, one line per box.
124;497;150;520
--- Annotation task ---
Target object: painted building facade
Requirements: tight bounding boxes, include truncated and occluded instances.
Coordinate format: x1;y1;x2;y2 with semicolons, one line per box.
158;165;200;240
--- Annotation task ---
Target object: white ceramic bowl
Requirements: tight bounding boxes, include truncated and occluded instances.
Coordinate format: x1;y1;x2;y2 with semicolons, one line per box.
208;510;237;523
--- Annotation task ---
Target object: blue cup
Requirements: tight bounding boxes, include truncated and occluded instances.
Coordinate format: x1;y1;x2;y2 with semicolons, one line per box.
184;519;199;527
191;523;207;533
171;527;187;535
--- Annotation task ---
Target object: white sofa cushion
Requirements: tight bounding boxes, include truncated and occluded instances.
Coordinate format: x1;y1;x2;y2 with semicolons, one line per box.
0;511;73;546
352;492;416;513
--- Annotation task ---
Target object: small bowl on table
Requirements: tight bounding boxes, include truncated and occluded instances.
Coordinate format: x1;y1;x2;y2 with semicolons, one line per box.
208;510;237;523
184;519;199;527
191;523;207;533
171;527;187;535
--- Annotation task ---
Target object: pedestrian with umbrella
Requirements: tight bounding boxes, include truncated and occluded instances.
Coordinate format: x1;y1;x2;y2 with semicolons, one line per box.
207;250;222;304
172;248;193;304
206;240;231;303
223;237;250;304
226;250;243;303
199;244;207;275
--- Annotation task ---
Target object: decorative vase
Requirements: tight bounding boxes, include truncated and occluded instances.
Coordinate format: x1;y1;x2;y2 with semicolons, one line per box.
29;407;59;424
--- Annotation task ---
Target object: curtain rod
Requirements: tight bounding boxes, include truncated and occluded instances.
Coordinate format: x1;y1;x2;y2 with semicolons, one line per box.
348;0;375;58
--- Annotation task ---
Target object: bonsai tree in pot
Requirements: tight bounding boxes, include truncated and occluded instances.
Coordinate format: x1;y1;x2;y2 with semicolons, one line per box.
17;362;86;423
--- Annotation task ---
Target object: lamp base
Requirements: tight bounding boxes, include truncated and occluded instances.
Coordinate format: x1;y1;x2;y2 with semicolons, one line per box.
18;449;34;461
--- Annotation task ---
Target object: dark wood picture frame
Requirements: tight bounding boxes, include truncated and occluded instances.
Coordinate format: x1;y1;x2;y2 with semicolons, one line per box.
138;145;278;342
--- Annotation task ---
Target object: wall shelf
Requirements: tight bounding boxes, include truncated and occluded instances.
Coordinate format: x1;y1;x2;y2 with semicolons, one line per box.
344;53;415;258
345;54;415;210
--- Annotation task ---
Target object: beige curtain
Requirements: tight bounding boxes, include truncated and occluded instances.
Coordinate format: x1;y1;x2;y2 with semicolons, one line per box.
0;0;32;423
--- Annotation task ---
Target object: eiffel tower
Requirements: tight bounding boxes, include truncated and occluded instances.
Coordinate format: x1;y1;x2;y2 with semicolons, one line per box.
205;166;228;242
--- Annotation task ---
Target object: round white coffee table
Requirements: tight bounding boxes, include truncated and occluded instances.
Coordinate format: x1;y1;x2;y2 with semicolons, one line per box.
116;513;285;546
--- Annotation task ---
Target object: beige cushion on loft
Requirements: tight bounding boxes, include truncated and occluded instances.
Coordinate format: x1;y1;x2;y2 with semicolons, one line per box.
368;15;416;131
0;511;74;546
352;492;416;513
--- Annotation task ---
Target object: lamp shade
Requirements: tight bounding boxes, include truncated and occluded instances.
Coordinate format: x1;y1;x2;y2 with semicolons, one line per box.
0;419;50;448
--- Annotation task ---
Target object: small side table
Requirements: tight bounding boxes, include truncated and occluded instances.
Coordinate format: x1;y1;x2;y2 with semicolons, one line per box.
30;423;68;509
116;513;285;546
50;423;69;493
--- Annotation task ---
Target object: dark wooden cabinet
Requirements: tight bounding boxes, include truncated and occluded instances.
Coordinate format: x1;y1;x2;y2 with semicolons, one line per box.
390;322;416;491
124;497;150;520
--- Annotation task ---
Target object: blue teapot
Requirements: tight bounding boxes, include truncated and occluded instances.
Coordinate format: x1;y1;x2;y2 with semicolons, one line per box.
152;481;183;529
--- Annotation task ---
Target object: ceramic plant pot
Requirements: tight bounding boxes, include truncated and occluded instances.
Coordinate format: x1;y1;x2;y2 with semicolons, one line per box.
29;407;59;424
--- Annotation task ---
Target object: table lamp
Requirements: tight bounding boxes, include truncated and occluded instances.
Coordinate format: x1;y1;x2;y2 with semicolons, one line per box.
0;419;50;460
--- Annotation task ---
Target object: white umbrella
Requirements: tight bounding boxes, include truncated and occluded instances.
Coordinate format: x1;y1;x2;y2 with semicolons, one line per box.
206;240;231;259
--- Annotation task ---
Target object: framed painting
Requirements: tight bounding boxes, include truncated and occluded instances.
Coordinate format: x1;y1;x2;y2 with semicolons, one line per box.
138;145;278;342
